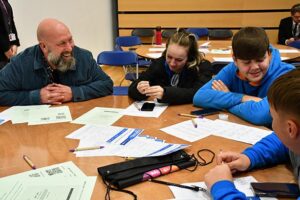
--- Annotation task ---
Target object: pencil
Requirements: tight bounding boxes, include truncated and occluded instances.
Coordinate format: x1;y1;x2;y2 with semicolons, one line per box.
177;113;202;118
23;155;36;170
219;149;224;164
133;102;141;111
149;179;206;192
191;118;198;128
69;146;104;152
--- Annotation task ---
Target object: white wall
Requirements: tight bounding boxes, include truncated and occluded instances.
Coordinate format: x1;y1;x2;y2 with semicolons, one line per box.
10;0;114;58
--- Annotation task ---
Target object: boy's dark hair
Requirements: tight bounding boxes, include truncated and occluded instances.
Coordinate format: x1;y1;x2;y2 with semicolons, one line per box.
268;69;300;119
291;4;300;15
232;27;269;60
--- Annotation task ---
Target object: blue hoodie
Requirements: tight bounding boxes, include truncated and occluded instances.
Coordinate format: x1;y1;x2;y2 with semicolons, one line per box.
210;133;300;200
193;47;294;126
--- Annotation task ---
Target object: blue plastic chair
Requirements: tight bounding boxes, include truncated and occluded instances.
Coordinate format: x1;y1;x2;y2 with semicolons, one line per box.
162;29;177;38
97;51;139;84
115;36;141;50
112;86;128;96
186;28;209;39
208;29;233;40
288;40;300;49
211;61;229;74
115;36;152;67
131;28;155;38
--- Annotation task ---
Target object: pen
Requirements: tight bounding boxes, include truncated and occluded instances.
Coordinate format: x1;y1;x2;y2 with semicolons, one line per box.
69;146;104;152
220;149;224;164
149;179;206;192
23;155;36;170
133;102;141;111
178;113;202;118
191;118;198;128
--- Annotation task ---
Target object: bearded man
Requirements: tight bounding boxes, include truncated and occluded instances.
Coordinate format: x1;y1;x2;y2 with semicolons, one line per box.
0;18;113;106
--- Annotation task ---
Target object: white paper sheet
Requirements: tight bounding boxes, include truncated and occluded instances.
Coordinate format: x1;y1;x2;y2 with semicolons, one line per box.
160;118;214;142
0;111;10;125
161;118;272;144
28;106;72;125
199;41;211;47
169;176;277;200
66;125;188;157
72;107;124;126
149;47;166;52
146;53;162;58
213;57;233;62
0;177;96;200
279;49;299;53
121;101;168;118
280;56;289;60
198;48;210;54
1;105;50;124
1;161;86;181
210;49;231;54
212;119;272;144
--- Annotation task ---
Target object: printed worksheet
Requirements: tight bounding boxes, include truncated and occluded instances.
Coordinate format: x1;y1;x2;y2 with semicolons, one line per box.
72;107;124;126
28;106;72;125
1;105;50;124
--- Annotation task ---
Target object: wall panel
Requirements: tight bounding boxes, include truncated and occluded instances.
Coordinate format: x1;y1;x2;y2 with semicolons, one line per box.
116;0;297;44
118;0;297;11
118;12;289;28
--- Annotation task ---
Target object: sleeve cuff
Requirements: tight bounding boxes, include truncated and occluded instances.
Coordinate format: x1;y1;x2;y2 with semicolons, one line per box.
29;89;41;105
71;87;84;102
210;180;247;200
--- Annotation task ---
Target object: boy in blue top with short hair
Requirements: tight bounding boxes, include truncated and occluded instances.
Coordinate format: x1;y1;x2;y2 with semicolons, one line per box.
193;27;294;126
204;69;300;199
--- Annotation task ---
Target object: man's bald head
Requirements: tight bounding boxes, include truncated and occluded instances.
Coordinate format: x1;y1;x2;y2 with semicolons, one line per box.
37;18;75;72
37;18;71;43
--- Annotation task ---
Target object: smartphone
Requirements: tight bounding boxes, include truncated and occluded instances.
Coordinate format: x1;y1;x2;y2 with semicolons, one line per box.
141;102;155;111
251;182;300;198
190;108;220;116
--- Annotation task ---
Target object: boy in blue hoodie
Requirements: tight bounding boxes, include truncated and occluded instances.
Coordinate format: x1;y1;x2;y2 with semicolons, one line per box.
204;69;300;199
193;27;294;126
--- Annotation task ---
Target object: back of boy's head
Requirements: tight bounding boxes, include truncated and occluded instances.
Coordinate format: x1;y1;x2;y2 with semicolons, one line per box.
232;27;269;60
291;4;300;15
268;69;300;120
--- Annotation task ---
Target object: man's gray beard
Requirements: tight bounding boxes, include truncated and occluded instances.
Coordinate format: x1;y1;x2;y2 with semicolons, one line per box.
48;52;76;73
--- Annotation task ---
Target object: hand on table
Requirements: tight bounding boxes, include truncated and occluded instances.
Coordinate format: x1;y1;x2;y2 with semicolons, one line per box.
40;83;73;105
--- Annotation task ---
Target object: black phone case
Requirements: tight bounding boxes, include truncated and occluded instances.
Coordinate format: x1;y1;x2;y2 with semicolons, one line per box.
251;182;300;198
141;102;155;111
190;108;220;116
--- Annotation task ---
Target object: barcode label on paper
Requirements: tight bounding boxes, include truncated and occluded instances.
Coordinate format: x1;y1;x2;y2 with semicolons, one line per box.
45;167;63;176
40;117;50;121
29;173;41;177
56;115;66;120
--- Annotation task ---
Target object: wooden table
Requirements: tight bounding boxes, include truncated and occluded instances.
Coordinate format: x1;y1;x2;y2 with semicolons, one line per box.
134;40;300;63
0;96;295;199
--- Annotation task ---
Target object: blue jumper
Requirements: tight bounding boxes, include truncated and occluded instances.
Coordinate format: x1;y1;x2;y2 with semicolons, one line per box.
210;133;300;200
0;45;113;106
193;47;294;126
